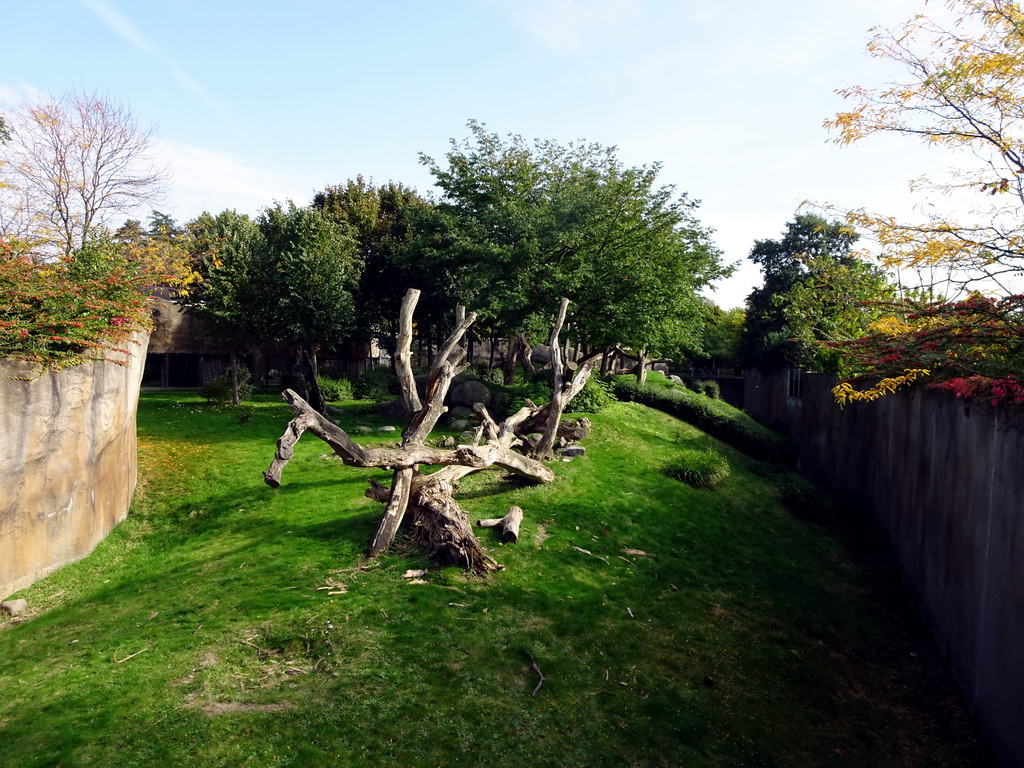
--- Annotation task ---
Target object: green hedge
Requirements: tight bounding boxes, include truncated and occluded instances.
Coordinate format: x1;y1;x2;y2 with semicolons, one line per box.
611;375;797;464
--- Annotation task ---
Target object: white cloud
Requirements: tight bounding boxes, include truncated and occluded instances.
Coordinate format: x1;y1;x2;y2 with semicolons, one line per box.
496;0;640;54
155;140;316;221
78;0;241;135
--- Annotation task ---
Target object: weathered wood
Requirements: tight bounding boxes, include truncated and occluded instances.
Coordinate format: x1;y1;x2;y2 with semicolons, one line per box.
395;289;423;415
408;477;498;574
367;467;415;557
477;505;524;544
262;289;594;571
404;306;478;444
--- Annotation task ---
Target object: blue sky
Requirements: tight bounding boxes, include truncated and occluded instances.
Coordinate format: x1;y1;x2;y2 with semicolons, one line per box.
3;0;945;308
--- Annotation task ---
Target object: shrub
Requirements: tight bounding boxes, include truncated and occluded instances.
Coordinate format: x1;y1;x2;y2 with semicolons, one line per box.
568;375;615;413
665;449;731;489
199;366;253;405
319;375;353;402
354;365;399;401
0;235;152;371
698;379;721;399
611;375;797;464
494;381;554;421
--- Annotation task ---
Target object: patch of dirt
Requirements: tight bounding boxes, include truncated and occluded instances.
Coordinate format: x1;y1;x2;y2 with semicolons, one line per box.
535;523;550;548
194;701;292;717
198;652;219;667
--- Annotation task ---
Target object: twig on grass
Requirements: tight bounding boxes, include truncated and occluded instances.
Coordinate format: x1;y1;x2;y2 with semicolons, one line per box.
527;652;546;697
114;647;149;664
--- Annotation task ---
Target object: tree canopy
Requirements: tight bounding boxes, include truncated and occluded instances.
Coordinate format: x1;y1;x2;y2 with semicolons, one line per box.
421;121;729;361
826;0;1024;296
821;0;1024;403
740;213;894;372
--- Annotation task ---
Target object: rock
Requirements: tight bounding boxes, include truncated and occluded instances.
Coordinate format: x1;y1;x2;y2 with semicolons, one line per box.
670;375;685;386
448;405;474;419
531;344;552;365
378;425;397;432
440;436;456;448
325;405;345;417
653;363;670;374
381;398;412;418
560;445;586;458
459;430;478;442
1;599;28;616
450;419;472;432
450;380;492;408
356;426;373;434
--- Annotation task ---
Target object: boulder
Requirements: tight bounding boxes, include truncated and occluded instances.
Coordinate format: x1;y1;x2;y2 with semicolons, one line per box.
1;599;28;616
450;380;492;408
560;445;586;458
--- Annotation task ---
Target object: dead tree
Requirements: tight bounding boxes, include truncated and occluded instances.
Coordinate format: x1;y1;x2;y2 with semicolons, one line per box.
263;289;597;574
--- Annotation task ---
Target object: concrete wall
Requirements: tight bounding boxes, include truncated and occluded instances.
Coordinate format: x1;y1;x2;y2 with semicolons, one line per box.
0;333;148;599
745;370;1024;768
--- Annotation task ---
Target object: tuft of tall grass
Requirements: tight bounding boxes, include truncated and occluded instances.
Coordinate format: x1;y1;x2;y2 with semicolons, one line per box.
665;448;731;489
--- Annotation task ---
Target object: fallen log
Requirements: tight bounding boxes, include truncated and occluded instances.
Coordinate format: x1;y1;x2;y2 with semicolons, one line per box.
477;505;524;544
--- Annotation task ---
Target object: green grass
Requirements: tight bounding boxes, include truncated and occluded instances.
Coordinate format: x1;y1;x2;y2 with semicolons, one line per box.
0;390;987;767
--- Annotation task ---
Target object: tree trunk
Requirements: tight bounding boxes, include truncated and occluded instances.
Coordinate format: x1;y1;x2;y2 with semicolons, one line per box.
230;349;240;407
303;346;326;414
636;348;649;386
502;335;518;386
518;332;535;378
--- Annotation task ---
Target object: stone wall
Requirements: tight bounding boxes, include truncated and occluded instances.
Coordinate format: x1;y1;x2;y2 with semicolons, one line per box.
0;333;148;599
745;370;1024;768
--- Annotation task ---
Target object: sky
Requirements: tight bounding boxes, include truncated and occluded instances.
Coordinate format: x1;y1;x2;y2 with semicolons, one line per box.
2;0;953;309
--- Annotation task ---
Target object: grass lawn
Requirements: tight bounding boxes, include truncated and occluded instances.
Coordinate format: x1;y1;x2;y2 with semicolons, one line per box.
0;389;988;767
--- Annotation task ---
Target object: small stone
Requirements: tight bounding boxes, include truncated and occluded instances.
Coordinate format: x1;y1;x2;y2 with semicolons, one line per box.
356;426;373;434
1;599;28;616
440;436;456;448
378;425;397;433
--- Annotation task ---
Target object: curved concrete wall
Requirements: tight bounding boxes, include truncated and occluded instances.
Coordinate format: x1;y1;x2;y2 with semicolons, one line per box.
1;333;149;599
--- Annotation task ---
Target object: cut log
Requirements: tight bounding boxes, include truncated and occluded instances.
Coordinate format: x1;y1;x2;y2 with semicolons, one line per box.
477;505;524;544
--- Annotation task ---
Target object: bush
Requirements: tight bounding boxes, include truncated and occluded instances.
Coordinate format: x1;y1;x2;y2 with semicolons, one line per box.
473;361;504;385
698;379;721;399
494;381;553;421
199;366;253;405
665;448;731;489
319;375;353;402
568;375;615;413
354;366;399;401
611;375;797;464
0;235;152;370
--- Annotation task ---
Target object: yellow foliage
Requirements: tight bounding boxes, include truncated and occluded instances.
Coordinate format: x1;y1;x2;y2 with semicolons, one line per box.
832;368;931;406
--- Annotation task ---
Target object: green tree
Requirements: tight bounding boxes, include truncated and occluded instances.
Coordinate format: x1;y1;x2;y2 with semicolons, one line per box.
692;302;745;373
256;202;360;413
182;210;264;405
740;213;893;372
422;121;729;381
311;177;447;350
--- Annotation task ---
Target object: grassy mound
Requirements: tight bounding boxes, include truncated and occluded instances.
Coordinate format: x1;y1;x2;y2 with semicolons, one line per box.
0;391;985;767
611;372;797;464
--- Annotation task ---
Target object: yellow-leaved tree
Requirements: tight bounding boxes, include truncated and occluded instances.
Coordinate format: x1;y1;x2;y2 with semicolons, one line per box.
826;0;1024;295
820;0;1024;405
